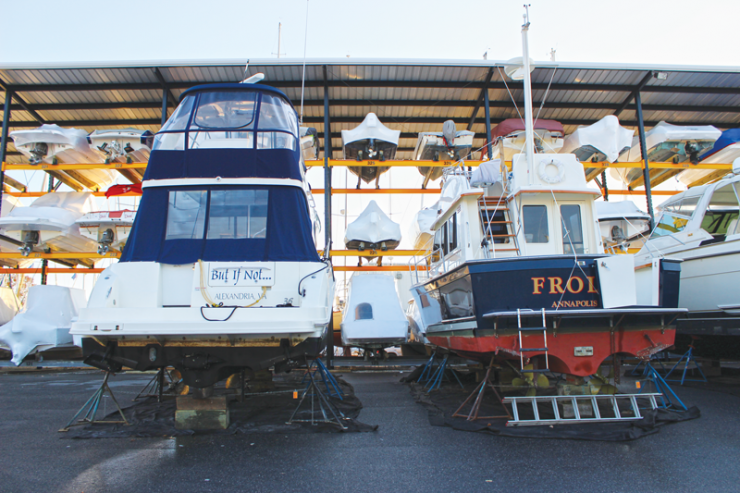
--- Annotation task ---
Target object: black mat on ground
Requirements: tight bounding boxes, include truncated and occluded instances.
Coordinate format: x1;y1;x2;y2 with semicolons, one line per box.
63;375;377;438
407;381;700;442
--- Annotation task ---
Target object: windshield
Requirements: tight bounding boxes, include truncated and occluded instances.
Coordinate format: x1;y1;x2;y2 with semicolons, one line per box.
192;91;257;130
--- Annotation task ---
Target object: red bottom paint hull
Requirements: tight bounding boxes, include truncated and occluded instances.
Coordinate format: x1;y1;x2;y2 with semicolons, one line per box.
427;328;675;377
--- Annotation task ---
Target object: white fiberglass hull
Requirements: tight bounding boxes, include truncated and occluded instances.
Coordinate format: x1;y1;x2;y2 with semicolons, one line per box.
679;143;740;186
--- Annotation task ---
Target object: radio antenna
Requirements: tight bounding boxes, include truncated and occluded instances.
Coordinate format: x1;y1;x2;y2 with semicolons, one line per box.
299;0;309;125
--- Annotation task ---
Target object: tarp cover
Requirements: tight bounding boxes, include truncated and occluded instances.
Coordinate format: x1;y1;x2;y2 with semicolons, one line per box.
63;374;378;438
492;118;564;140
620;122;722;162
0;285;85;365
341;113;400;147
560;115;634;163
0;192;96;231
344;200;401;246
595;200;650;221
341;273;409;347
471;159;504;187
120;185;320;264
9;124;89;148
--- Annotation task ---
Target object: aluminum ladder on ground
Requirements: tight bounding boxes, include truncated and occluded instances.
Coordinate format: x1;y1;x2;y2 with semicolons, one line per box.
502;393;662;427
478;197;520;258
517;308;549;372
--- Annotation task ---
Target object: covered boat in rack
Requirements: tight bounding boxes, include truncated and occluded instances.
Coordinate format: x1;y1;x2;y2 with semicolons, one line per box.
0;192;99;267
595;200;651;252
70;81;334;390
342;113;400;188
299;127;320;161
612;122;721;188
678;129;740;187
340;273;409;359
560;115;634;181
9;124;116;191
345;200;401;266
414;120;474;188
486;118;564;161
76;209;136;255
88;128;154;183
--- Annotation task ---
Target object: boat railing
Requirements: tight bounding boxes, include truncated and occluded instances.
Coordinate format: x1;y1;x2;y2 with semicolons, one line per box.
409;247;446;284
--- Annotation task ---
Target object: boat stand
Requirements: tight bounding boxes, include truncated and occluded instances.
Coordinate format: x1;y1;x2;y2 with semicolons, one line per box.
637;362;689;411
59;371;129;432
664;346;707;385
417;353;464;392
453;358;511;421
134;367;172;402
631;352;667;376
288;366;347;430
302;358;344;399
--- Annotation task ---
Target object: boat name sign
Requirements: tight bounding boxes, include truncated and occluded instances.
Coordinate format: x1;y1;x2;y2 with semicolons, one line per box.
208;263;275;287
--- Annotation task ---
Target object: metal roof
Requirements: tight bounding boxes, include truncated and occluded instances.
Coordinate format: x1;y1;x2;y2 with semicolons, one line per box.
2;58;740;162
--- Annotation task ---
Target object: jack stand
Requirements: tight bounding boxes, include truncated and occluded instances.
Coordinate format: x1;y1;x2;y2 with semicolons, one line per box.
453;358;511;421
665;346;707;385
134;368;171;402
417;353;438;384
302;358;344;399
288;366;347;429
424;354;464;392
637;362;688;411
59;371;129;432
631;352;667;376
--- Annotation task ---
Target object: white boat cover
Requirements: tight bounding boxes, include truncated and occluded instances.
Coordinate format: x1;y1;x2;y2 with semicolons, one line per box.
10;124;89;152
410;174;471;250
414;129;475;160
88;128;152;163
596;201;651;246
470;159;504;187
0;285;86;365
0;192;97;232
345;200;401;248
341;113;400;148
560;116;634;163
340;273;409;348
0;287;20;325
618;122;721;162
299;127;319;161
595;201;650;221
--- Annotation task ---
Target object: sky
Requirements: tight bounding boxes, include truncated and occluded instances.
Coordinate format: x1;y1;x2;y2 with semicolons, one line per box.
1;0;739;66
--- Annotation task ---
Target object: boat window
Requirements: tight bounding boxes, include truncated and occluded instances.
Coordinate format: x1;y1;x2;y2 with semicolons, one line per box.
165;191;208;240
160;95;195;132
560;205;585;254
188;131;254;149
523;205;549;243
191;91;257;130
448;213;458;252
258;93;297;136
662;197;700;218
207;190;268;239
700;211;739;236
652;213;690;237
355;303;373;320
434;224;445;254
442;221;449;255
256;132;297;151
152;132;186;151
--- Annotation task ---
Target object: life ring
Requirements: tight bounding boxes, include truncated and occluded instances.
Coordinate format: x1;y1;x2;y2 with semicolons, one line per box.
538;158;566;184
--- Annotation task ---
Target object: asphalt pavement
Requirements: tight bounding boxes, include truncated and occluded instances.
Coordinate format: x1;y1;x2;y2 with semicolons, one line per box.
0;369;739;493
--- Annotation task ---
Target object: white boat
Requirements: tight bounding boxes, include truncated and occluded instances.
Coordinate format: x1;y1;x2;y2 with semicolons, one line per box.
340;273;409;357
345;200;401;264
76;210;136;255
634;166;740;337
88;128;154;183
0;285;85;365
70;82;334;390
678;129;740;187
299;127;319;161
487;118;564;161
9;124;116;191
405;14;684;379
612;122;721;188
560;115;634;181
595;200;651;252
413;120;474;188
0;192;99;266
409;174;469;250
342;113;400;188
0;195;31;268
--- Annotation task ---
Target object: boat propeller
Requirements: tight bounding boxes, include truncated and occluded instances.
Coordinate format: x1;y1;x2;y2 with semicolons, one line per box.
511;364;550;396
587;367;618;395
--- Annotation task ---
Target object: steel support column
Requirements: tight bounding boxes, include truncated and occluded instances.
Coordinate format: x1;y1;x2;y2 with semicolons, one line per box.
483;88;493;160
322;65;334;368
635;91;655;229
160;88;168;127
0;90;12;217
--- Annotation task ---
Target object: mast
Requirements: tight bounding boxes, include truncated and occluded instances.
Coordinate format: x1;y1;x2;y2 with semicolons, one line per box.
521;5;535;185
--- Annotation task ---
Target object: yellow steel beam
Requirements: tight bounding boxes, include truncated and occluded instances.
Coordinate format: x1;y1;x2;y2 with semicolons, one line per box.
2;161;147;171
333;265;427;272
313;188;442;194
606;189;679;196
305;159;486;168
0;268;104;274
327;249;426;257
0;252;120;259
582;161;732;170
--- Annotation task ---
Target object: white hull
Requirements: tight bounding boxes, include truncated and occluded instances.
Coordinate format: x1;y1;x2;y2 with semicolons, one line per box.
679;143;740;186
345;200;402;250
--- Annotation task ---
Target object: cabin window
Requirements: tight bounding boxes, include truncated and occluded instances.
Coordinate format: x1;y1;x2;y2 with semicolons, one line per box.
448;213;458;252
256;132;297;151
523;205;549;243
160;95;195;132
189;131;254;150
258;94;298;136
700;184;740;236
165;191;208;240
434;224;445;254
560;205;585;254
652;213;690;237
355;303;373;320
191;91;257;130
207;190;269;240
662;197;700;218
